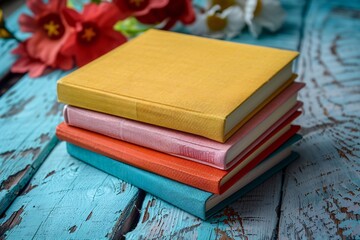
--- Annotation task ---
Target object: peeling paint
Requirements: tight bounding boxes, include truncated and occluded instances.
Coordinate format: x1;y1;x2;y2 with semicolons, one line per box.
37;133;50;144
44;170;56;179
0;165;30;191
20;147;41;160
0;96;35;118
68;225;77;233
0;206;24;237
86;211;93;221
20;184;38;195
46;101;63;117
0;150;15;161
142;200;152;223
215;228;234;240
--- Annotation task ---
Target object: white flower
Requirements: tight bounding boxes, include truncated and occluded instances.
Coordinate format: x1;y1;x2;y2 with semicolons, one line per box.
188;5;245;39
242;0;285;38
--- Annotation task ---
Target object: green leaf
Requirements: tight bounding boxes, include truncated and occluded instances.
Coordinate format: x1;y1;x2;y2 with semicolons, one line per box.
114;17;151;38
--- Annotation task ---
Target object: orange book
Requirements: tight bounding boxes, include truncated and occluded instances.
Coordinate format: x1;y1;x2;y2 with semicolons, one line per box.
56;116;300;194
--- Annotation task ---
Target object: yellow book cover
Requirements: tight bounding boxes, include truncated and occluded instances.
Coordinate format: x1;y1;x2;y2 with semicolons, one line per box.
57;29;298;142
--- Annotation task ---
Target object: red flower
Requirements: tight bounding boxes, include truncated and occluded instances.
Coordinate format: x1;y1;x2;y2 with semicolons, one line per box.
61;3;127;67
136;0;195;30
18;0;73;68
11;40;72;77
113;0;169;19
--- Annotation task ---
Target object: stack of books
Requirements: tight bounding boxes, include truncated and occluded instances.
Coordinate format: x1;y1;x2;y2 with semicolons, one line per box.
56;29;304;219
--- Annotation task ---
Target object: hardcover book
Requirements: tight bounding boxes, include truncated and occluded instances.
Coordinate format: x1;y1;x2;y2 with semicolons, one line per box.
57;29;299;142
56;117;300;194
64;82;304;169
66;135;301;219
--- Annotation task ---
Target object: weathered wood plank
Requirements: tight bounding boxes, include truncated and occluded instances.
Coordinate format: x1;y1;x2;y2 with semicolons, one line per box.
0;70;68;215
126;173;283;239
279;0;360;238
0;39;17;81
0;141;142;239
126;0;307;238
0;5;29;80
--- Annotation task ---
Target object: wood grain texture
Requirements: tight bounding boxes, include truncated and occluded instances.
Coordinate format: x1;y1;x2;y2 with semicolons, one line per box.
278;0;360;238
0;70;68;215
126;173;283;240
0;142;141;239
126;0;307;238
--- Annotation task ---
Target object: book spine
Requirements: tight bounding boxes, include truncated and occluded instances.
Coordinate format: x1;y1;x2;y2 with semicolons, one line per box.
63;106;228;168
206;152;300;219
56;123;222;194
220;129;301;194
66;142;211;219
58;82;226;142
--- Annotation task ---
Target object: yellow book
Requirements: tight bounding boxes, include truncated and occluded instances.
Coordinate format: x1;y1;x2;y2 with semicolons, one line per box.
57;29;298;142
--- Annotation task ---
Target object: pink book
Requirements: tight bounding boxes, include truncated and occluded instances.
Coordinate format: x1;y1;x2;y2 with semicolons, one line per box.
64;82;305;170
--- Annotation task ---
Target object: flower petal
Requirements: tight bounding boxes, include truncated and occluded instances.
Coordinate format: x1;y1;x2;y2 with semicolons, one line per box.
248;20;262;37
48;0;67;11
187;11;208;36
27;0;47;15
56;54;73;70
224;6;245;38
134;0;169;16
256;1;285;32
179;0;196;24
103;28;128;43
12;41;27;55
62;8;81;27
113;0;134;20
11;58;32;74
27;62;48;77
136;9;167;24
11;53;48;78
61;33;77;56
94;3;121;27
19;14;37;33
27;31;68;66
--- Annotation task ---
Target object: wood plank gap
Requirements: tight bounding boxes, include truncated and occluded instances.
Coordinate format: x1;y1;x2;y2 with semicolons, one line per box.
273;0;312;238
14;138;60;198
273;169;286;239
110;190;146;240
0;142;142;239
0;72;24;97
0;136;60;216
278;0;360;238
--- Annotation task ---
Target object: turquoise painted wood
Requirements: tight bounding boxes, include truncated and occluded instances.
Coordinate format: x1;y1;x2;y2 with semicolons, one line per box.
0;70;68;215
0;0;359;238
126;0;308;238
278;0;360;238
0;142;141;239
126;173;283;239
0;5;29;79
0;39;17;80
0;1;70;217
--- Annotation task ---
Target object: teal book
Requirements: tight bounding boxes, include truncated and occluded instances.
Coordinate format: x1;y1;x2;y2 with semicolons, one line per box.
66;135;301;219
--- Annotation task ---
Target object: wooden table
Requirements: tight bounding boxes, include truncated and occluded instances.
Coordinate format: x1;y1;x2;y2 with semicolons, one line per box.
0;0;359;239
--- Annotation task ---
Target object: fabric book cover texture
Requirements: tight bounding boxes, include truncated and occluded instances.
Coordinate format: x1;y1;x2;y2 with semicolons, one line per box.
66;137;300;219
56;118;300;194
57;29;298;142
64;82;304;169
